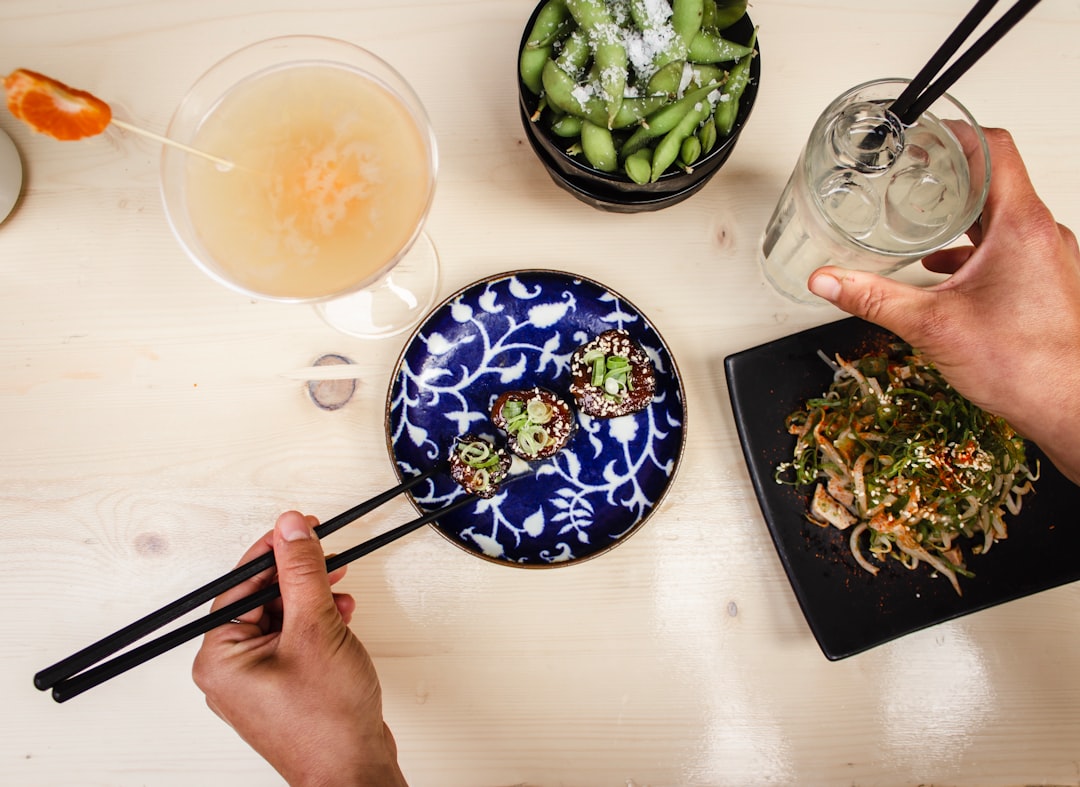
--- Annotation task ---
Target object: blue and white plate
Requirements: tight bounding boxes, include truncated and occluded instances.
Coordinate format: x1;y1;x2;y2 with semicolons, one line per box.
386;270;686;567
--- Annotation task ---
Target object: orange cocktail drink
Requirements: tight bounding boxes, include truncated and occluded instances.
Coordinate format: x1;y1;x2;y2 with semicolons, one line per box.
162;36;437;310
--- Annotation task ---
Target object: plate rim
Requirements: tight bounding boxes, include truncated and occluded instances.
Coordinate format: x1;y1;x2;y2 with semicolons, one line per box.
384;267;688;568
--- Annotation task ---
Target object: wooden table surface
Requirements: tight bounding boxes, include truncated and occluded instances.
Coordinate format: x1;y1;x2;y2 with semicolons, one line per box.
3;2;1078;785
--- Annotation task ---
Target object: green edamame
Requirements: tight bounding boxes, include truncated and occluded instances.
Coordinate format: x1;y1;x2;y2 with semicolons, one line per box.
680;135;702;167
623;148;652;184
710;0;747;30
686;63;727;90
671;0;704;48
702;0;717;29
550;115;583;138
629;0;688;70
628;0;653;31
647;60;685;99
556;29;591;79
714;27;756;136
519;44;551;95
651;96;713;181
620;79;723;158
697;119;717;154
542;59;664;129
612;96;668;127
581;120;618;172
526;0;571;48
565;0;628;127
687;30;753;63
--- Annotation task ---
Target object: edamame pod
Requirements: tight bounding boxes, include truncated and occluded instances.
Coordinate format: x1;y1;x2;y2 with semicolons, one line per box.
556;29;591;79
581;120;618;172
542;59;664;129
680;135;702;167
565;0;628;127
611;96;669;127
526;0;571;48
714;27;756;135
624;148;652;184
702;0;718;29
711;0;748;31
630;0;688;70
697;119;717;154
550;115;584;138
651;97;713;181
686;63;727;90
520;45;551;95
671;0;705;48
628;0;654;31
647;60;686;99
620;80;723;158
687;30;753;63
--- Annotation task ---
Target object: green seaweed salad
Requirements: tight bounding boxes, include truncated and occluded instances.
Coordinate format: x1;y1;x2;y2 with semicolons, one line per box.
776;342;1039;596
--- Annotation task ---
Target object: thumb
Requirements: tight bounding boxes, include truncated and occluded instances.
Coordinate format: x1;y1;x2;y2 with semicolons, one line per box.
808;266;939;343
272;511;344;648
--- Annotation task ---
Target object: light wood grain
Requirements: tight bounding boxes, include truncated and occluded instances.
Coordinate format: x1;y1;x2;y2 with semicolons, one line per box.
3;1;1079;785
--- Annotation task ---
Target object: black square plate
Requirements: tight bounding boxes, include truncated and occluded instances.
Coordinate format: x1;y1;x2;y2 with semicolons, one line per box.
724;317;1080;660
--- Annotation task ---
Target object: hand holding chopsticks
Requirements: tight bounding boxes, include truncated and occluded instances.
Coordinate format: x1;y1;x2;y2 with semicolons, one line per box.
35;467;466;703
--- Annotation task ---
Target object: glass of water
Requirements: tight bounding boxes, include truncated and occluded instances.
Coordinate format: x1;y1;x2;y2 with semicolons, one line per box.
759;78;990;304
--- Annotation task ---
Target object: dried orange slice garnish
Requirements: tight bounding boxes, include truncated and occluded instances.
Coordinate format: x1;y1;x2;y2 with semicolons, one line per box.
3;69;111;141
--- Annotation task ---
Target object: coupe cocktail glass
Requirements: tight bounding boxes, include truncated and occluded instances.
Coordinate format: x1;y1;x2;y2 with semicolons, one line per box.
161;35;439;337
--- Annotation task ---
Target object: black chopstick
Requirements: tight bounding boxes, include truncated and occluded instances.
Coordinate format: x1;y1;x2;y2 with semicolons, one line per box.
891;0;1043;125
49;492;477;703
34;466;441;692
889;0;1000;123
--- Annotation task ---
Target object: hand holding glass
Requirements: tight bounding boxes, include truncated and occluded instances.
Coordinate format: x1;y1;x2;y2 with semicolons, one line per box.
759;78;990;304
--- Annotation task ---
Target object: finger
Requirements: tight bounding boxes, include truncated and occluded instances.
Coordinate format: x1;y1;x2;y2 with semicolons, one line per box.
808;266;941;346
334;592;357;625
207;529;275;613
965;216;984;247
1060;222;1080;256
922;246;975;275
976;128;1043;236
272;511;345;653
327;558;348;587
201;528;281;646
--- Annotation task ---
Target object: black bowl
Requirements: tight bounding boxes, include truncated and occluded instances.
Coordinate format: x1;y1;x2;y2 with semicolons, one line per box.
517;4;760;212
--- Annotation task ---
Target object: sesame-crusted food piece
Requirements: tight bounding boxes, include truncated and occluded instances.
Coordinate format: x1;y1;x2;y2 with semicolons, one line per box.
490;387;575;461
449;434;512;498
569;329;656;418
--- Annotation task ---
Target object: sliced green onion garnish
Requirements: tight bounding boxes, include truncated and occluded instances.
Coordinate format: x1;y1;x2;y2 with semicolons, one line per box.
457;440;499;468
591;358;605;386
501;400;524;421
526;399;553;424
604;377;624;395
505;413;529;434
517;424;550;455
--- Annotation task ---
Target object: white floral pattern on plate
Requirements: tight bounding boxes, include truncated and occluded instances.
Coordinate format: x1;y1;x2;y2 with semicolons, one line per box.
386;270;686;567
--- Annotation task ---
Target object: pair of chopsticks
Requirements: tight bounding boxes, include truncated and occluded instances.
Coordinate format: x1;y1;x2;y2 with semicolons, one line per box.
889;0;1043;125
35;467;467;703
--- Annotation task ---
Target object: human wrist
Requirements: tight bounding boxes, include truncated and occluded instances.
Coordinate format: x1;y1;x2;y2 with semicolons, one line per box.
1007;371;1080;487
283;725;406;787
